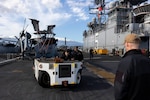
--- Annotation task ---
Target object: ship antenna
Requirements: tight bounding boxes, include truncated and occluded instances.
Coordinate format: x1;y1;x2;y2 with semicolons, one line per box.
23;18;26;31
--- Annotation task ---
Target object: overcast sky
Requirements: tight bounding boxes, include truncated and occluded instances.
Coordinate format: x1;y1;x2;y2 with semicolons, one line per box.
0;0;149;42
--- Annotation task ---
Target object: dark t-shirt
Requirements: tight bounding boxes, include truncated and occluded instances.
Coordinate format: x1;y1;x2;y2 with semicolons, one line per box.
114;49;150;100
72;50;83;61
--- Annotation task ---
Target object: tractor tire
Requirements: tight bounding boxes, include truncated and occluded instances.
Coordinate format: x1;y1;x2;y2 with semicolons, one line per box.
38;71;50;88
76;71;82;84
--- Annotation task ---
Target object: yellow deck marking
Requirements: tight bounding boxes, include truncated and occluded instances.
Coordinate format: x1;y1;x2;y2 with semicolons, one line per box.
85;62;115;86
12;70;23;73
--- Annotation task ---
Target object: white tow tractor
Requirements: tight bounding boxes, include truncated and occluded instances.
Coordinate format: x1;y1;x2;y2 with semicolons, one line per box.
33;58;83;87
29;20;83;87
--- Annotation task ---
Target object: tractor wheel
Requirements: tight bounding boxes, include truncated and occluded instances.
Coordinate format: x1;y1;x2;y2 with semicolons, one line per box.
38;71;50;88
76;71;81;84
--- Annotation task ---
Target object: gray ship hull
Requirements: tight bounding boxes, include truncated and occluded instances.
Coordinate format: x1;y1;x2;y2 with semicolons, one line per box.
0;45;20;53
83;2;150;55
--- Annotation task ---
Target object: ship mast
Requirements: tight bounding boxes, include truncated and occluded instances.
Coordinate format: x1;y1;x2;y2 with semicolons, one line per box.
89;0;107;48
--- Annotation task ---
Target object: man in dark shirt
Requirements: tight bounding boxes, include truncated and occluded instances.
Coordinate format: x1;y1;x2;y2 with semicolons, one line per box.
71;46;83;61
114;33;150;100
61;50;72;61
89;48;94;59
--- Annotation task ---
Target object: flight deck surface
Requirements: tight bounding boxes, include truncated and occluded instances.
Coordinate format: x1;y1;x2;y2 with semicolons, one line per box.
0;55;121;100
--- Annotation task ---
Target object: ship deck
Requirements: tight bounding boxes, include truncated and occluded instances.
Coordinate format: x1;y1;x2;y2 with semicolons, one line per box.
0;54;121;100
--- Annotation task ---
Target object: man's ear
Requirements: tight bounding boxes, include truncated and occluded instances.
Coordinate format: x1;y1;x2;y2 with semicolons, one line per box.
126;42;129;47
124;42;128;51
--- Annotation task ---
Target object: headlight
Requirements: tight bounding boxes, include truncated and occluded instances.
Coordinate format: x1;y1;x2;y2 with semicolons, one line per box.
39;64;43;68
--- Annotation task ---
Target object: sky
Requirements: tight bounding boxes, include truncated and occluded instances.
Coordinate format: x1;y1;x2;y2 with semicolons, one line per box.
0;0;149;43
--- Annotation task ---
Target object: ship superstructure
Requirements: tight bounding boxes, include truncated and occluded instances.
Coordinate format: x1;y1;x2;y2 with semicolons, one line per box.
83;0;150;55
